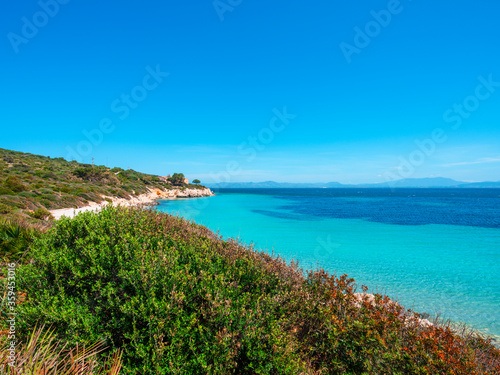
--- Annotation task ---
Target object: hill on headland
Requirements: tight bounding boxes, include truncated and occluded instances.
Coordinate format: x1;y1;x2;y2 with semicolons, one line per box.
0;147;209;221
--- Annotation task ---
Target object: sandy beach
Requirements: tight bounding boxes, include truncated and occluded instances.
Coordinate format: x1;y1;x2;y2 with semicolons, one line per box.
50;187;214;220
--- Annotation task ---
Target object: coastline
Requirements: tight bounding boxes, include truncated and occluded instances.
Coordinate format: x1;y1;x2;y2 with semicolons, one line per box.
50;187;214;220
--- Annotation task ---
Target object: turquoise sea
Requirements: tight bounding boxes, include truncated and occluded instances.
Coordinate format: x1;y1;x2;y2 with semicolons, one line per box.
157;188;500;340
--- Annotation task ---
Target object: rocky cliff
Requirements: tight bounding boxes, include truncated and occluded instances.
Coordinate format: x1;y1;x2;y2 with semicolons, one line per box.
153;187;214;199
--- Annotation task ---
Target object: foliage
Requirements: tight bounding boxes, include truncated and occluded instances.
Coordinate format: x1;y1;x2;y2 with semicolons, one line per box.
73;166;108;182
167;173;185;186
0;203;13;215
3;176;26;193
0;148;205;216
0;326;123;374
27;207;53;220
0;218;41;263
12;207;500;374
192;179;201;184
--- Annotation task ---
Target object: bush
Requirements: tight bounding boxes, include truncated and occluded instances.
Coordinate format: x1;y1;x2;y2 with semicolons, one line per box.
0;203;13;214
0;198;26;209
18;191;38;198
0;186;14;195
4;176;26;193
59;186;72;194
27;208;53;220
14;207;500;374
73;167;106;182
34;170;56;179
168;173;185;186
13;164;31;173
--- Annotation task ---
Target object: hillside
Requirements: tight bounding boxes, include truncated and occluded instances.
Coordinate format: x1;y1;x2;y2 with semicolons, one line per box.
0;148;207;220
2;206;499;373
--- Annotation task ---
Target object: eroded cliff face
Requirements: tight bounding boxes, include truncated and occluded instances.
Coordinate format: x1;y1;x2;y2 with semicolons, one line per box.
153;187;214;199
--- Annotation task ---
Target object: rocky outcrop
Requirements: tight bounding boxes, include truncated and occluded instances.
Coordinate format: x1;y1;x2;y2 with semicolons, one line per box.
154;187;214;199
50;187;215;220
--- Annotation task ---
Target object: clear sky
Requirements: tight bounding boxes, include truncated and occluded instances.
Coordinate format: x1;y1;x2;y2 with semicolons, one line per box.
1;0;499;184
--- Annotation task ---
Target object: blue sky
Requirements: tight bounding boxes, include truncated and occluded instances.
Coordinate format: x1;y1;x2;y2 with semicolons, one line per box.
1;0;499;183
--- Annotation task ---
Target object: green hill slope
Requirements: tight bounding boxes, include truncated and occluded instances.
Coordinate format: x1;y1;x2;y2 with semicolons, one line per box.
5;206;499;374
0;148;199;219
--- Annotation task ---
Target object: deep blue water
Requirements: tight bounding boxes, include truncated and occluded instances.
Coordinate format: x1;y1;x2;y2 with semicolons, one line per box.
231;188;500;228
157;188;500;340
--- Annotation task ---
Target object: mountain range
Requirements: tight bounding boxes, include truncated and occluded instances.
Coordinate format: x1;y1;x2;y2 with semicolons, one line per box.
207;178;500;189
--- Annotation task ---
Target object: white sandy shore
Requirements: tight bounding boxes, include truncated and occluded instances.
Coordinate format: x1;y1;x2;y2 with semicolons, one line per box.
50;187;214;220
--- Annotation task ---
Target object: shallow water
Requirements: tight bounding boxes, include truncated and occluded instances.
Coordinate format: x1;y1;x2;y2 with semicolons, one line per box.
157;188;500;339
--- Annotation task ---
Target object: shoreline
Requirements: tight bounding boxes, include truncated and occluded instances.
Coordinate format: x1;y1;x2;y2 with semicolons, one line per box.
50;187;214;220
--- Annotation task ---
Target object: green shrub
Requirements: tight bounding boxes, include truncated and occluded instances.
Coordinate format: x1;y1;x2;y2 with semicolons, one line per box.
0;203;13;214
13;164;31;173
4;176;26;193
16;207;310;373
41;194;58;202
168;173;185;186
73;167;108;182
78;193;93;201
60;186;72;194
0;197;26;209
14;207;500;374
27;208;53;220
0;186;14;195
34;170;56;179
18;191;38;198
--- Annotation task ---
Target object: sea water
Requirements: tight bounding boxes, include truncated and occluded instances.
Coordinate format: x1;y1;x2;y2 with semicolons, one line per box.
157;188;500;340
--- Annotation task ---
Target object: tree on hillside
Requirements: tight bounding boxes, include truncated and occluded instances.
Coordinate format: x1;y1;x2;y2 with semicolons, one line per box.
168;173;185;186
192;179;200;185
73;166;106;182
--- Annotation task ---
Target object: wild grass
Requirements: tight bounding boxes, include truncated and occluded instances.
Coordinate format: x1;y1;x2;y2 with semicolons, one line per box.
0;326;122;374
0;217;44;263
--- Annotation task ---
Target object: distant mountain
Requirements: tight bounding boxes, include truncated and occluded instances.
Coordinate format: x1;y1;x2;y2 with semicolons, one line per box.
360;177;465;188
207;181;349;189
208;177;500;189
459;181;500;188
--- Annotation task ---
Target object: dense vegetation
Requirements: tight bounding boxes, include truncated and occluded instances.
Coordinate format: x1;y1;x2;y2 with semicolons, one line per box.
0;148;203;222
2;206;498;374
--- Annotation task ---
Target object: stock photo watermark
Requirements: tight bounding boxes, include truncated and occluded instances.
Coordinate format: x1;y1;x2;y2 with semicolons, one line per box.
237;107;296;162
313;234;342;261
443;74;500;130
213;0;243;21
65;64;169;162
4;263;17;370
210;106;297;185
382;74;499;185
181;107;297;217
7;0;71;54
339;0;407;63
